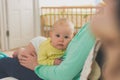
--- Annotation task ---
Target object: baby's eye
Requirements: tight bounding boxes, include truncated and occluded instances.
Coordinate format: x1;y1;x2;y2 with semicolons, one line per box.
56;34;60;37
64;36;69;39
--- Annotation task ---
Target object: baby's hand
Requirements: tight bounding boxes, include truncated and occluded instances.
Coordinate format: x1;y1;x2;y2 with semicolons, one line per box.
54;58;62;65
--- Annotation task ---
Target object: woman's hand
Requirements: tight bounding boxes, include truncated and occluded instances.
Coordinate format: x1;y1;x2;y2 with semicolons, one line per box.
17;43;36;61
19;52;38;70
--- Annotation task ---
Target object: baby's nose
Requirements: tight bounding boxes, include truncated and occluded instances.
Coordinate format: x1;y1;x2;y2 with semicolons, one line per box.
59;38;64;42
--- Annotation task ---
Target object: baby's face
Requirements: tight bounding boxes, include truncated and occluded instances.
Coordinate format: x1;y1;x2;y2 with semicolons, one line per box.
50;25;74;50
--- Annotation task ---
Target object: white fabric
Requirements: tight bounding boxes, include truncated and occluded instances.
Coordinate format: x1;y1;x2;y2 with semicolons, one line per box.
80;41;101;80
80;48;94;80
30;36;47;54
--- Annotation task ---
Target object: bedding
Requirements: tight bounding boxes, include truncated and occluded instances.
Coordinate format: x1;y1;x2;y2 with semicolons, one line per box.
0;52;18;80
0;52;8;59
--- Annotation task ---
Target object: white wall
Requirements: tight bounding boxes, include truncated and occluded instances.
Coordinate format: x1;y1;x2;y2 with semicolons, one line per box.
39;0;103;15
0;0;11;50
0;0;2;50
33;0;41;36
39;0;103;7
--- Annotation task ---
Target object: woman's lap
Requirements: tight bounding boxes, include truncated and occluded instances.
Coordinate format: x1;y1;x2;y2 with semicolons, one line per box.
0;57;42;80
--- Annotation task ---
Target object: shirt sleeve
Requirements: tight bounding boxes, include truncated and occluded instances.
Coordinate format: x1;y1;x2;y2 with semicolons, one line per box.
30;36;47;54
34;23;96;80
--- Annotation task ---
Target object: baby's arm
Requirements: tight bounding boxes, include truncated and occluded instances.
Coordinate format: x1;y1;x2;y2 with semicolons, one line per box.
38;50;62;65
38;52;55;65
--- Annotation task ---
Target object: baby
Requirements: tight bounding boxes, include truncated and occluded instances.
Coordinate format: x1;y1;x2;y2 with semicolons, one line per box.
38;18;74;65
13;18;74;66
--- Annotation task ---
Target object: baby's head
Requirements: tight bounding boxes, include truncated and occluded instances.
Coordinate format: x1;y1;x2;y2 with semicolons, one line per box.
50;18;74;50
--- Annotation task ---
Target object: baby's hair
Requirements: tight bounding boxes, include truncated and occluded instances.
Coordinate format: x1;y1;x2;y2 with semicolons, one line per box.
52;18;74;32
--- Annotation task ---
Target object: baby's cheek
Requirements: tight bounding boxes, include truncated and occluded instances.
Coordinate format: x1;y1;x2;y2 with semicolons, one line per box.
65;40;71;45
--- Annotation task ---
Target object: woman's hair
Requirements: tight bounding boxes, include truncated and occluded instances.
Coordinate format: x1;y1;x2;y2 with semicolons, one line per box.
116;0;120;25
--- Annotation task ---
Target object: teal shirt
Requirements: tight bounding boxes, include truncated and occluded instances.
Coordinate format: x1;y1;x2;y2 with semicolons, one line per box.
35;23;95;80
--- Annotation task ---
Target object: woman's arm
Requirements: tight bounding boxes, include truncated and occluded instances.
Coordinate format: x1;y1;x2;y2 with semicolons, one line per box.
35;23;96;80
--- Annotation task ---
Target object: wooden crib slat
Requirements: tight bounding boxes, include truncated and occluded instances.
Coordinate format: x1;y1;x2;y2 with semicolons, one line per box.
40;6;97;37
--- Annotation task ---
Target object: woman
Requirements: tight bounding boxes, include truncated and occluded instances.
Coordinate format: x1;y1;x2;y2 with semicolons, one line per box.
81;0;120;80
1;0;119;80
0;23;95;79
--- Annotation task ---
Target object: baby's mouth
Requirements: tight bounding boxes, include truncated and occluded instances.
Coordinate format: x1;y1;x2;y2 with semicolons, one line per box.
58;44;64;47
